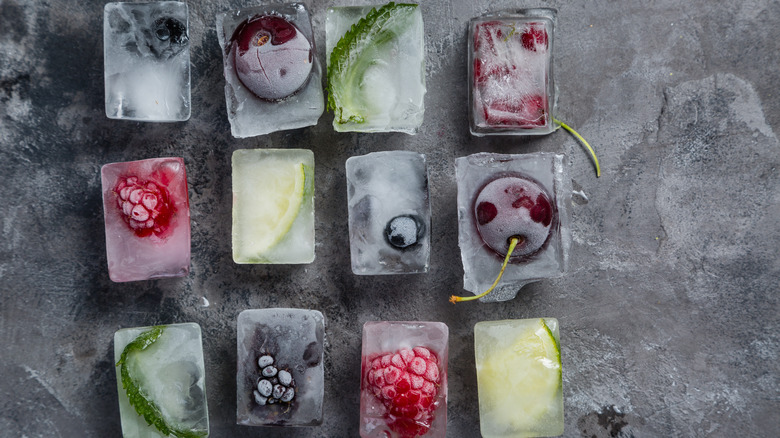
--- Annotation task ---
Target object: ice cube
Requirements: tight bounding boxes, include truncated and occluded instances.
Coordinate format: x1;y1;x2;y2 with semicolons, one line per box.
456;152;571;302
114;323;209;438
232;149;315;264
104;2;191;122
216;4;324;138
325;4;426;133
474;318;563;437
346;151;431;275
101;157;190;282
360;321;448;438
469;9;557;135
236;309;325;426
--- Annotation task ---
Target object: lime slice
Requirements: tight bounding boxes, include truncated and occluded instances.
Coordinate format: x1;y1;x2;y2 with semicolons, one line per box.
233;160;306;263
476;318;562;432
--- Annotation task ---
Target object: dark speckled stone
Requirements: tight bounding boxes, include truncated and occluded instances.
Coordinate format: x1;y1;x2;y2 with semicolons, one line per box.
0;1;778;437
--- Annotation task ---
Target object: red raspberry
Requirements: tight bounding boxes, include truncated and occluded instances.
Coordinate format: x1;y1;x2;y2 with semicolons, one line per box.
520;24;548;52
365;346;441;437
114;176;173;237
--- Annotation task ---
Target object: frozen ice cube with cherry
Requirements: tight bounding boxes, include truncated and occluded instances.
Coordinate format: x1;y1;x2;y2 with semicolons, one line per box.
360;321;448;437
469;9;556;135
101;157;190;282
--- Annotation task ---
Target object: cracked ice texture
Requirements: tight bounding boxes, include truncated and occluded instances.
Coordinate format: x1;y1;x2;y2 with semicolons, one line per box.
346;151;431;275
236;309;325;426
216;3;323;138
456;152;570;302
101;157;190;282
104;2;191;122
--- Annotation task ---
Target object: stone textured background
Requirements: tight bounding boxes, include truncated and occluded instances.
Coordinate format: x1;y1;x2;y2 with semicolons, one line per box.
1;0;778;437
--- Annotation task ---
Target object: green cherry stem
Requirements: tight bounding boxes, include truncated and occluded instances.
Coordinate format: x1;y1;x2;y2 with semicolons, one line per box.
450;236;521;303
554;118;601;177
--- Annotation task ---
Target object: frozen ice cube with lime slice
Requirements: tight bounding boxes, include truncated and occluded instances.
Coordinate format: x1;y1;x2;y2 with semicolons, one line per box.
232;149;315;264
113;323;209;438
474;318;563;437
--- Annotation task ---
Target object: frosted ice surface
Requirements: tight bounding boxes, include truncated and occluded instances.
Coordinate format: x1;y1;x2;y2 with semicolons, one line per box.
469;9;557;135
456;153;571;302
360;321;448;438
325;5;426;133
113;323;209;438
474;318;563;437
236;309;325;427
101;157;190;282
346;151;430;275
216;4;324;138
104;2;190;122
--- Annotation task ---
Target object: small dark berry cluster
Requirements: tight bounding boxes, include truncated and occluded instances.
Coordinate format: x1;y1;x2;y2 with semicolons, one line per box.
253;354;295;406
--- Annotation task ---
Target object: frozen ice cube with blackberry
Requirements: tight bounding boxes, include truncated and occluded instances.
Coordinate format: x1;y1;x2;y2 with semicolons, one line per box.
360;321;448;437
104;1;190;121
346;151;431;275
455;152;571;302
237;309;325;427
101;157;190;282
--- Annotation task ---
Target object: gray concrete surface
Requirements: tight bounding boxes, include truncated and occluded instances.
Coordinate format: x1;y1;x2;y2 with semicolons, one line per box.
1;0;778;436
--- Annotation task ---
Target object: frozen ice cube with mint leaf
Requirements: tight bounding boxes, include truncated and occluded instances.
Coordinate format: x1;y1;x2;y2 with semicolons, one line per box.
346;151;431;274
114;323;209;438
326;3;426;133
104;2;191;122
232;149;315;264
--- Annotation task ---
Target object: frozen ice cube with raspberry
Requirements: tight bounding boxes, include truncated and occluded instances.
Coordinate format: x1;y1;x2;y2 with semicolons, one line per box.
360;321;448;437
101;157;190;282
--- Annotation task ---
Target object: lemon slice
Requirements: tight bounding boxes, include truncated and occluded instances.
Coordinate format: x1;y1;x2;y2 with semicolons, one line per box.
233;159;306;263
476;318;562;434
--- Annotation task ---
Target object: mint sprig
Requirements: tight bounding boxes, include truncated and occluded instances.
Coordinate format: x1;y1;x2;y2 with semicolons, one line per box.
116;326;207;438
327;2;418;125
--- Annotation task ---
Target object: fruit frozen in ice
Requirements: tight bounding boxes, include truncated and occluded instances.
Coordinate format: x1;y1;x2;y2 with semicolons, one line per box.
230;14;313;100
385;215;425;249
113;175;174;238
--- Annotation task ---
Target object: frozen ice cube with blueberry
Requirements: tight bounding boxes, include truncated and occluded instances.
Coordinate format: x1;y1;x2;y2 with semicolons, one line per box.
325;3;426;133
469;9;557;135
237;309;325;427
113;323;209;438
216;3;324;138
104;1;191;122
360;321;448;437
346;151;431;275
456;152;571;302
101;157;190;282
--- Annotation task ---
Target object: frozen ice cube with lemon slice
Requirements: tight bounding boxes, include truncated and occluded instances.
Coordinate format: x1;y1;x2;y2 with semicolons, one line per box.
474;318;563;437
232;149;314;264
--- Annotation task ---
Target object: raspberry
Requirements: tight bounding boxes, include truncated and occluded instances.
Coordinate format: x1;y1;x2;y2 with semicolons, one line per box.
520;24;548;52
365;346;441;437
114;176;173;238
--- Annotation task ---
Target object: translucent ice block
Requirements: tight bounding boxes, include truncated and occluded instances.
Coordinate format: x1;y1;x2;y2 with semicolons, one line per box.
232;149;314;264
469;9;557;136
360;321;448;438
114;323;209;438
236;308;325;426
216;3;324;138
346;151;431;275
101;157;190;282
474;318;563;437
326;3;426;133
456;152;571;302
104;2;191;122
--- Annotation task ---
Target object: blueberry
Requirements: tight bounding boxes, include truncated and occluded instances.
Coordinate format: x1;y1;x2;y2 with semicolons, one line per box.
385;215;425;249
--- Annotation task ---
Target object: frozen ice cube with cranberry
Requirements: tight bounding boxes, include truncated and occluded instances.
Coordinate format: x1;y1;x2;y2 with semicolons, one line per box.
346;151;431;275
216;3;323;138
236;309;325;427
360;321;448;438
456;153;571;302
104;2;190;122
325;4;426;133
101;157;190;282
469;9;557;136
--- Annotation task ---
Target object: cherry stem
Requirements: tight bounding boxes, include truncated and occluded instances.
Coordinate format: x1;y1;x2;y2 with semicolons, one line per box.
554;118;601;178
450;236;521;304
